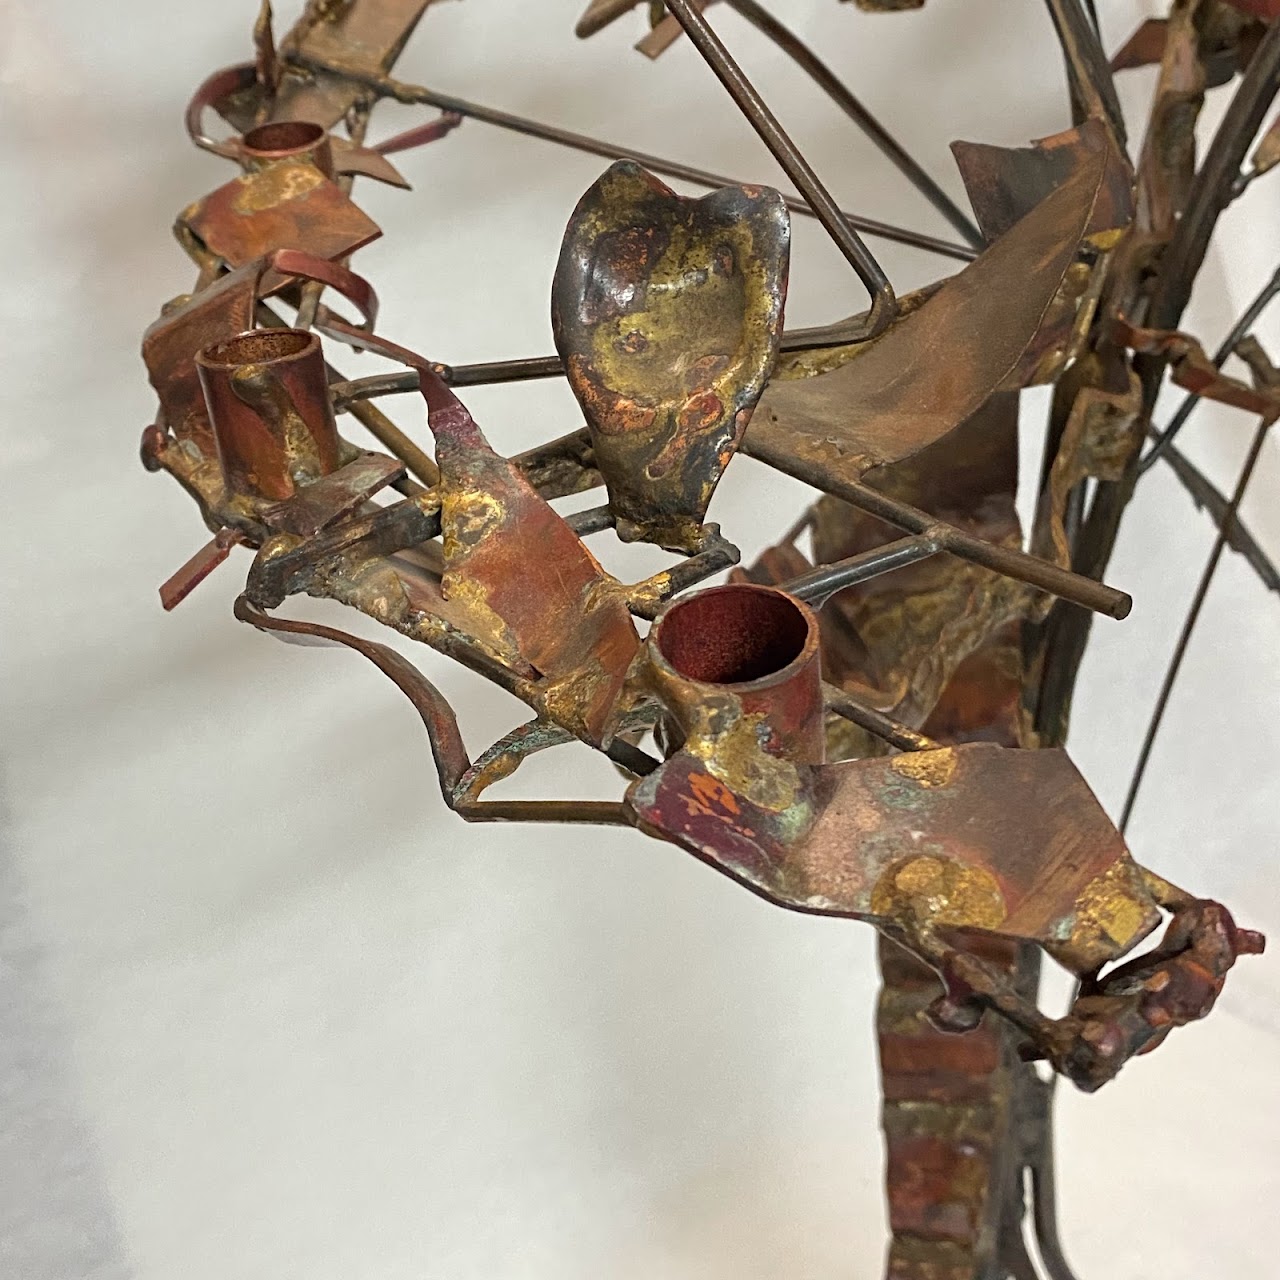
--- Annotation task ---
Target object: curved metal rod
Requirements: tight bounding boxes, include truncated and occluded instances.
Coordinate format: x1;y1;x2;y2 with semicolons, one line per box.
234;596;636;826
723;0;984;248
1027;1084;1085;1280
1121;412;1275;832
663;0;896;342
1000;1213;1051;1280
184;62;256;158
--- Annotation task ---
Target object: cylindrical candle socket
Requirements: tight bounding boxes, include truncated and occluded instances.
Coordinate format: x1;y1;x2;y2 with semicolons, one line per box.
196;328;342;502
239;120;335;178
648;582;825;765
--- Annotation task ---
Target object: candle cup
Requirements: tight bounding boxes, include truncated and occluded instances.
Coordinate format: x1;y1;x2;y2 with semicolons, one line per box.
239;120;334;178
196;328;342;502
647;582;825;765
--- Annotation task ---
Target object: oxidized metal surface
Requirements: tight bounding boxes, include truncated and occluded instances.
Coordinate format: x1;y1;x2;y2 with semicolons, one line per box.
629;692;1161;976
413;371;641;745
645;583;825;766
553;161;789;550
143;258;263;452
743;122;1128;490
270;0;439;128
878;933;1021;1280
179;158;381;269
811;394;1028;730
196;327;344;502
735;395;1031;1280
951;118;1133;245
136;3;1278;1278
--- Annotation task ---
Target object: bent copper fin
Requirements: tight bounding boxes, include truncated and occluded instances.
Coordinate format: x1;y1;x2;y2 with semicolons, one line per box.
743;126;1129;488
417;370;641;745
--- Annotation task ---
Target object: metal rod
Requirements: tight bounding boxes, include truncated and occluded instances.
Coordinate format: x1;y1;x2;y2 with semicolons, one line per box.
331;371;422;406
745;441;1132;617
784;534;940;608
1147;21;1280;333
1138;264;1280;475
1120;413;1274;832
447;356;567;387
1027;24;1280;745
1027;1084;1085;1280
372;110;463;155
291;55;976;263
326;283;946;399
565;504;616;536
1043;0;1126;147
722;0;984;247
335;287;945;399
823;683;939;754
628;528;741;620
663;0;896;340
606;737;661;778
455;800;632;825
1157;433;1280;593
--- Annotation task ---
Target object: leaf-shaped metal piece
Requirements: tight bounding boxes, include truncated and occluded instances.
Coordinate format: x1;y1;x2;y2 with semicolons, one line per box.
951;118;1133;245
742;124;1128;490
553;160;789;551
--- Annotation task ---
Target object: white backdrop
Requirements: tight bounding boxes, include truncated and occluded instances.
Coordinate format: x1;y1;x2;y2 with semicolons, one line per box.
3;1;1279;1277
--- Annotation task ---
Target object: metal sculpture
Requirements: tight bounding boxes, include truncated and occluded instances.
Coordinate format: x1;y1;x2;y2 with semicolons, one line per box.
139;1;1279;1275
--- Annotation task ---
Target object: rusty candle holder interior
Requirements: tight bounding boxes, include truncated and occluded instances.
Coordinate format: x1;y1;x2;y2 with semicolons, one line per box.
200;326;315;367
652;583;816;687
137;2;1280;1277
240;119;334;175
241;120;326;156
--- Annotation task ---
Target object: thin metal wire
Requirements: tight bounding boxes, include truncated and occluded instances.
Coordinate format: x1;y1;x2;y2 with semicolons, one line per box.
295;55;976;263
1157;434;1280;592
1121;412;1276;832
722;0;984;247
